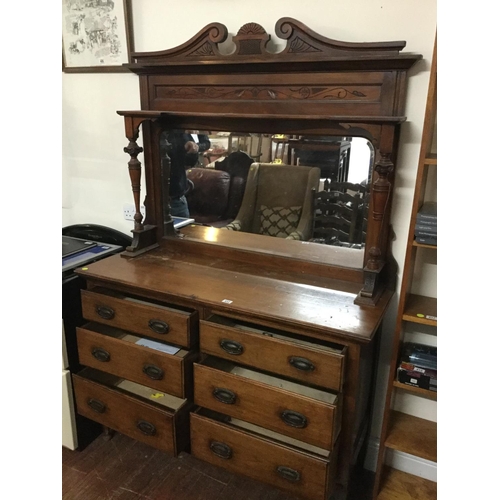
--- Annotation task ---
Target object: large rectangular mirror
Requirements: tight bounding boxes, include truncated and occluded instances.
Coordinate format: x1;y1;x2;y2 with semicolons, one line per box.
160;130;374;262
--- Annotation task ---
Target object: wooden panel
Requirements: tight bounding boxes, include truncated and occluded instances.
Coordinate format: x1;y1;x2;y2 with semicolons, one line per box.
393;381;437;400
81;287;198;348
377;467;436;500
200;316;346;391
76;323;191;399
384;411;437;462
194;360;337;450
76;247;392;344
72;372;179;454
190;411;330;500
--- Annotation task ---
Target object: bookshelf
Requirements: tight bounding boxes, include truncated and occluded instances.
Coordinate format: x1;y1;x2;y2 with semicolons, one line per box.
372;35;437;500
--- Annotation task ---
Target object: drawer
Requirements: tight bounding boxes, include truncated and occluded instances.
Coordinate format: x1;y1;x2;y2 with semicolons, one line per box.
72;367;192;455
200;315;346;391
81;287;198;348
76;322;197;399
194;357;341;450
190;408;338;500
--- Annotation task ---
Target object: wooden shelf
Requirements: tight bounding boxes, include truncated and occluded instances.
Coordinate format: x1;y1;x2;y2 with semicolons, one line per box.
412;241;437;249
402;294;437;325
393;381;437;400
377;467;437;500
424;153;437;165
384;411;437;462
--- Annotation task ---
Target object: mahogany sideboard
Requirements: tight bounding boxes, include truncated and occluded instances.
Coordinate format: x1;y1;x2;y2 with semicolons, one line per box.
70;18;422;500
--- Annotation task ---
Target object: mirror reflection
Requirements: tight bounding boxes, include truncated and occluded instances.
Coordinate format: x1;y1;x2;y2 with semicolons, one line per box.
159;130;374;250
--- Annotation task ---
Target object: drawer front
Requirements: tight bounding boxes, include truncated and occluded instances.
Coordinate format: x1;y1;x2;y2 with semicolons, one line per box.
72;373;178;454
200;318;346;391
77;325;192;398
194;363;337;450
81;288;197;348
190;411;329;500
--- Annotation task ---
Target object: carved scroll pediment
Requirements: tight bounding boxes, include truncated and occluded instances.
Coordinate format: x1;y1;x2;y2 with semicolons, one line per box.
129;17;417;68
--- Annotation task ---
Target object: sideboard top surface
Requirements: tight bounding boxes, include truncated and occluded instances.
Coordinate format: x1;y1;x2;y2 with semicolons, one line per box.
76;243;392;344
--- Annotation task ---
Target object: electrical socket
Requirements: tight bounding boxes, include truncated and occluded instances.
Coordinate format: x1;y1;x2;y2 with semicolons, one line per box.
123;203;145;221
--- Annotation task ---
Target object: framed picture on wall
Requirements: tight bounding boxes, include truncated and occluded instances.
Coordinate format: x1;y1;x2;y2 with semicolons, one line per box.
62;0;134;73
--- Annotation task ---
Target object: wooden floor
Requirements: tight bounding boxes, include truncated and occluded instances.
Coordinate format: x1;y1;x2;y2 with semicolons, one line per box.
62;432;374;500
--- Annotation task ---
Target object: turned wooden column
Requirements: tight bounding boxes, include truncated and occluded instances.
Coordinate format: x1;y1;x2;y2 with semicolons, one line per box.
120;114;159;256
124;138;144;231
356;125;395;304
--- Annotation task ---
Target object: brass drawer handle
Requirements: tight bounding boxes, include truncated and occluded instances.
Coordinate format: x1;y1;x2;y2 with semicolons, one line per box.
148;319;169;335
143;364;164;380
213;387;237;405
289;356;315;372
209;441;233;460
96;305;115;320
87;398;106;414
136;420;156;436
281;410;308;428
220;339;244;356
92;347;110;362
276;466;301;482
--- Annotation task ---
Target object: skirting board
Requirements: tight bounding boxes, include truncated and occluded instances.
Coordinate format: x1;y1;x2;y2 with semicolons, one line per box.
364;437;437;482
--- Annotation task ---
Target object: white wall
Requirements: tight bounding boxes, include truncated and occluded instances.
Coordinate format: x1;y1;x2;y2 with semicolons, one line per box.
62;0;437;467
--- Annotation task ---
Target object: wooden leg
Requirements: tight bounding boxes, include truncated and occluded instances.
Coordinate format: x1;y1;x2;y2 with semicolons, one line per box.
102;426;115;441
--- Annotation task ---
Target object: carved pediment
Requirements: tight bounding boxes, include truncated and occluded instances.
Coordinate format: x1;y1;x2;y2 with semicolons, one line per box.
128;17;419;69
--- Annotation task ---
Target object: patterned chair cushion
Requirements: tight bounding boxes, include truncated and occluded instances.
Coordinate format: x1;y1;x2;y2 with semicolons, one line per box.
259;205;302;238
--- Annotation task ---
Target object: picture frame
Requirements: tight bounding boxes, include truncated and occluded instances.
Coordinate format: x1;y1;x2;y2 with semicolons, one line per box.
62;0;134;73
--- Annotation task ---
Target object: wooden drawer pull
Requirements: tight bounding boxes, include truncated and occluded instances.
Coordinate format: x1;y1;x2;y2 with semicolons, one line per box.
280;409;308;428
148;319;169;335
209;441;233;459
219;339;244;355
92;347;110;362
142;364;164;380
289;356;315;372
87;398;107;414
136;420;156;436
276;466;301;482
213;387;237;405
96;305;115;320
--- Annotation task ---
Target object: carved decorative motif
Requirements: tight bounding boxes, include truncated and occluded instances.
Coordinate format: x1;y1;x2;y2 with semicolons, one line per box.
187;42;216;57
159;86;367;101
288;36;321;53
237;22;266;35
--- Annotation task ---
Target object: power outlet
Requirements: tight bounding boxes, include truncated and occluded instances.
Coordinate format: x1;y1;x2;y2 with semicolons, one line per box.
123;203;145;221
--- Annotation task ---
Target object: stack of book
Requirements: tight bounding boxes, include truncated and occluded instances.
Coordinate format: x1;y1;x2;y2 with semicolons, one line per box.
415;201;437;245
397;342;437;392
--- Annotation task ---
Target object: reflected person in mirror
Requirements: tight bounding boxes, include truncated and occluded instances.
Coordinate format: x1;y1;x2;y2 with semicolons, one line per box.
160;130;211;217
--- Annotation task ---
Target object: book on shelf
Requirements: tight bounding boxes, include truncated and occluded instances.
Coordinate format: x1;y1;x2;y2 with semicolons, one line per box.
397;365;437;391
414;230;437;239
415;236;437;245
401;342;437;371
415;223;437;233
417;201;437;223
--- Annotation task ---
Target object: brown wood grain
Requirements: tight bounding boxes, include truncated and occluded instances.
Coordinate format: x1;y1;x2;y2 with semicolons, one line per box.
72;373;178;454
76;247;392;344
193;361;337;450
377;467;436;500
76;324;189;398
200;317;346;391
190;411;330;500
384;411;437;462
81;287;198;348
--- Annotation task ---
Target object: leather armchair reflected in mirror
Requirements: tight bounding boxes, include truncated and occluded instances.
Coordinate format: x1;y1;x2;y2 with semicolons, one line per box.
185;151;253;226
224;163;320;241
